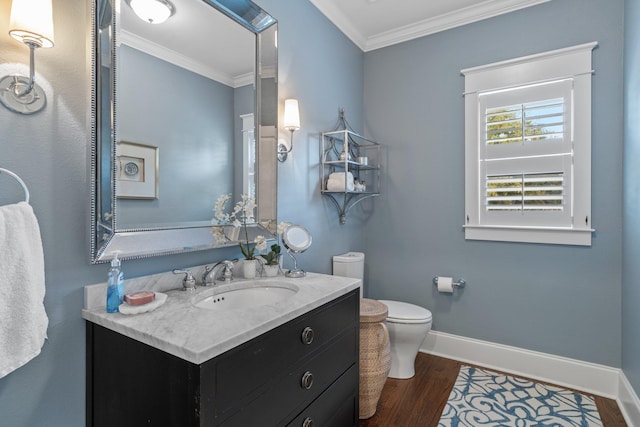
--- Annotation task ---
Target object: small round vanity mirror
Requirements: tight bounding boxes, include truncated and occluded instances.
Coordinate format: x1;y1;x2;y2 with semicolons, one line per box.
282;224;312;278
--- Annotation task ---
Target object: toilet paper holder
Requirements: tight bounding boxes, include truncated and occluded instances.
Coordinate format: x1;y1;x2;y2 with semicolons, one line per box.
432;276;466;289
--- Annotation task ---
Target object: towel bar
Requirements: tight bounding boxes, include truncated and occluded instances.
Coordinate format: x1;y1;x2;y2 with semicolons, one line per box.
0;168;29;203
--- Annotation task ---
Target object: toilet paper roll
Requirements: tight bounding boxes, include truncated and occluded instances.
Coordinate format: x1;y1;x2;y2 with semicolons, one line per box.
437;276;454;293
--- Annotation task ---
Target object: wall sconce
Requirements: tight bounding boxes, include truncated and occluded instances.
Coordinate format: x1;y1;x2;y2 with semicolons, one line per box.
278;99;300;162
125;0;176;25
0;0;54;115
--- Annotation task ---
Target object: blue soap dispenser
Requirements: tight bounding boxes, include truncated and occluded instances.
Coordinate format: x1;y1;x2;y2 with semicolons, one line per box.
106;253;124;313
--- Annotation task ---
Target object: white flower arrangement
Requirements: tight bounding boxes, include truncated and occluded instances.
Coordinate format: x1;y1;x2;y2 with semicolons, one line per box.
213;193;265;260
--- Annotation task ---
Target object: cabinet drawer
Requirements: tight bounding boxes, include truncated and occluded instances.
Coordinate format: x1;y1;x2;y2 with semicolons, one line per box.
219;326;357;426
286;364;358;427
213;291;358;419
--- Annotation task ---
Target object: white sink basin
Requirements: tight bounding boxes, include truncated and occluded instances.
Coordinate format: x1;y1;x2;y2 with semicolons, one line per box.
194;281;299;312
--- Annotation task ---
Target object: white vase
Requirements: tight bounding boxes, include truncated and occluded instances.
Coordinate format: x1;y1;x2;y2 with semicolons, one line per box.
263;264;279;277
242;259;257;279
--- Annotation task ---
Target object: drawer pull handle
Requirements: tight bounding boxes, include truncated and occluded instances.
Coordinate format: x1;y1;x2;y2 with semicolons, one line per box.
301;327;314;345
301;371;314;389
302;417;314;427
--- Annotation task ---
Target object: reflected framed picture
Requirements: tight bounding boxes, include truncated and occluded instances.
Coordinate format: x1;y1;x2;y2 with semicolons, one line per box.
116;141;158;199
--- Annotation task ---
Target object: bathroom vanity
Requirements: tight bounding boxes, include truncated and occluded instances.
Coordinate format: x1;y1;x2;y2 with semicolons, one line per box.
83;273;360;426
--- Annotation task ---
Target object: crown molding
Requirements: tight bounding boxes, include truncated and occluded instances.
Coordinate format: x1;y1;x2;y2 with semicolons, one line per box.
367;0;551;51
233;72;254;88
310;0;551;52
119;30;249;88
308;0;367;50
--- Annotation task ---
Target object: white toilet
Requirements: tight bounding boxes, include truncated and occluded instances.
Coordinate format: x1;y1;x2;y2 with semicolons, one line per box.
376;300;432;379
333;252;433;379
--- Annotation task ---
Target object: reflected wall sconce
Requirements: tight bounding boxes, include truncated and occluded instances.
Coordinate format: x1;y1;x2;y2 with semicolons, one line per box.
0;0;54;115
125;0;176;25
278;99;300;162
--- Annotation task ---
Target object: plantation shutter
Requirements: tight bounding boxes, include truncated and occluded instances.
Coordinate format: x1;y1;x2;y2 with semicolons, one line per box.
478;79;573;227
485;173;564;211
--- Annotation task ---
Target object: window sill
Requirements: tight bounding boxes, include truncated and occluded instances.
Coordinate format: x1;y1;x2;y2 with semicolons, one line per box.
463;225;594;246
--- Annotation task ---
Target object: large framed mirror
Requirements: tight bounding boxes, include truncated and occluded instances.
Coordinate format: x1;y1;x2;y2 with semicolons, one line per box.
91;0;278;263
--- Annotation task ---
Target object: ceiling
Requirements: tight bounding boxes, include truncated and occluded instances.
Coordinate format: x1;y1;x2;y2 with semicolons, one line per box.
308;0;551;52
120;0;255;87
118;0;551;86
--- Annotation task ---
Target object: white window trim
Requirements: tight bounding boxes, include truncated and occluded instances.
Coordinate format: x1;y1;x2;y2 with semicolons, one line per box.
241;113;255;199
462;42;597;246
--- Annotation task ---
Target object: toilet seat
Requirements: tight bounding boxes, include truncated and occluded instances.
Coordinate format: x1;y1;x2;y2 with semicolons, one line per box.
378;300;432;324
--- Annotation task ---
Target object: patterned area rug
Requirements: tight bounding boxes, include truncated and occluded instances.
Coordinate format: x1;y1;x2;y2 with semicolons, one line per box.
438;366;603;426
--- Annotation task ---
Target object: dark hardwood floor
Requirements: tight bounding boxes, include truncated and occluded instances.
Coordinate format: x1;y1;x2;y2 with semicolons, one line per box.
359;353;627;427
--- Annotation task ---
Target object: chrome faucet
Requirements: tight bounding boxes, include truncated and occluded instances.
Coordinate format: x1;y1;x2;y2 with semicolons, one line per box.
202;260;234;286
172;269;197;292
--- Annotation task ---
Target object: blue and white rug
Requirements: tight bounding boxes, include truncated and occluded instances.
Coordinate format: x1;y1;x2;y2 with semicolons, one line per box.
438;366;603;427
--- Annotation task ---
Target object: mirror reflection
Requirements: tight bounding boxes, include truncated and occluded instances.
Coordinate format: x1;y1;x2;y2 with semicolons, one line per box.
117;0;255;229
91;0;278;263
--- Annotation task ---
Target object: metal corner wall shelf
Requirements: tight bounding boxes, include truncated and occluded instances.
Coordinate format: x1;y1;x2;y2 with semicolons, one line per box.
321;110;381;224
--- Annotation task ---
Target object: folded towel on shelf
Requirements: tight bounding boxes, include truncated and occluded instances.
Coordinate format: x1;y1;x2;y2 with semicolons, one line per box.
326;172;355;192
0;202;48;379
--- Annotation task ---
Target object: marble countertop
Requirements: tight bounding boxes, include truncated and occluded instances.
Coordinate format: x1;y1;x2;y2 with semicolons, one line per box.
82;272;360;365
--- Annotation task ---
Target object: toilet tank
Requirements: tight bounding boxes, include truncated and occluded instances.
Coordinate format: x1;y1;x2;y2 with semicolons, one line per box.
332;252;365;279
333;252;365;299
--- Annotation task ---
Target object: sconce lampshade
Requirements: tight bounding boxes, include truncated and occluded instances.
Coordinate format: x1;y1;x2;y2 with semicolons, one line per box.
127;0;176;24
283;99;300;131
9;0;55;48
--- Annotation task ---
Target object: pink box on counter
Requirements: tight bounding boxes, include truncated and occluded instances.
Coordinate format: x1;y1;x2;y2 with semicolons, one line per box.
123;291;156;306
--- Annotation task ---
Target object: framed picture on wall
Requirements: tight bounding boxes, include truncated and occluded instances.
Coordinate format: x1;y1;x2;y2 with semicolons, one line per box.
116;141;158;199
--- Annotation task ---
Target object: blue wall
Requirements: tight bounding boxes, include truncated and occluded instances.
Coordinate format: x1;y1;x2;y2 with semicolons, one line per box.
623;0;640;397
258;0;366;274
362;0;624;366
118;46;235;226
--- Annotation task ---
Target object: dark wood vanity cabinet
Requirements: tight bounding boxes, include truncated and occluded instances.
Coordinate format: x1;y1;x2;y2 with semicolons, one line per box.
86;290;359;427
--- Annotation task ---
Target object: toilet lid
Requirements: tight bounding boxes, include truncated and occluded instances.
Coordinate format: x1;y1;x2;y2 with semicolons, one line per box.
378;300;432;323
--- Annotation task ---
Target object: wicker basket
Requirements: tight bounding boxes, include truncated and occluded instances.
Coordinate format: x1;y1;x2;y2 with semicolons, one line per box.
359;299;391;419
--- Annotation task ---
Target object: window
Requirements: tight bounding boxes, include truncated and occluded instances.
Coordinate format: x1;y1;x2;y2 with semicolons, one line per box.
462;42;597;246
241;113;255;199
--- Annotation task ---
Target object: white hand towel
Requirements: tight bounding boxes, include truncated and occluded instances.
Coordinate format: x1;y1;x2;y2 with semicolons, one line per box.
326;179;346;192
326;172;355;192
0;202;48;379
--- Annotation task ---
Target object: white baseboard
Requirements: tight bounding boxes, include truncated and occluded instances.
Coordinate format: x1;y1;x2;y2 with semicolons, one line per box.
619;372;640;427
421;330;640;427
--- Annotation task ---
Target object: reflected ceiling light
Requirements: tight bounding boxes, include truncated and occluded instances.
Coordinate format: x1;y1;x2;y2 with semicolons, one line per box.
126;0;175;24
278;99;301;162
0;0;55;115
